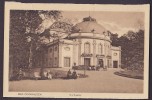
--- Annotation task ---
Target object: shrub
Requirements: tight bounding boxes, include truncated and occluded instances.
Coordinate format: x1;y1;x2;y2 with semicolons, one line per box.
72;65;85;70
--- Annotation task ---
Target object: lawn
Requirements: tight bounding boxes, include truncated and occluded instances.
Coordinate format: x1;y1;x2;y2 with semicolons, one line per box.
114;70;143;79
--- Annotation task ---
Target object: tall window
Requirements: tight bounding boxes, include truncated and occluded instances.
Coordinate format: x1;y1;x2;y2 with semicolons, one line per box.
107;45;111;55
55;46;57;51
50;48;52;53
64;57;70;67
49;58;52;66
54;57;57;66
84;42;90;54
98;43;103;54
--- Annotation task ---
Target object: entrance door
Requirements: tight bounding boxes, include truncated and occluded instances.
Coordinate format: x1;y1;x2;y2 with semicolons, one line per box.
113;61;118;68
84;58;90;66
64;57;70;67
98;59;104;68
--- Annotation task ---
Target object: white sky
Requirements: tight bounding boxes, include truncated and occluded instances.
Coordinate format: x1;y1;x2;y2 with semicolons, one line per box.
62;11;144;36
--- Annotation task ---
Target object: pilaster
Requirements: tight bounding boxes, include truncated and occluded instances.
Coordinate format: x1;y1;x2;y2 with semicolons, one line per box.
59;42;63;67
78;38;82;65
93;40;96;66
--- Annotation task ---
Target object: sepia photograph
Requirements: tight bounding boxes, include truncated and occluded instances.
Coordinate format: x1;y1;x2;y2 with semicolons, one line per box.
3;2;150;99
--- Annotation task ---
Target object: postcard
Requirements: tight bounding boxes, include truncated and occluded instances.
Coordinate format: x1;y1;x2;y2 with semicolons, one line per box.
3;2;150;99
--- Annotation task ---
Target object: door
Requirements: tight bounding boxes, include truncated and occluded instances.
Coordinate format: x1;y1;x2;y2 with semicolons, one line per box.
84;58;90;66
98;59;104;68
113;61;118;68
64;57;70;67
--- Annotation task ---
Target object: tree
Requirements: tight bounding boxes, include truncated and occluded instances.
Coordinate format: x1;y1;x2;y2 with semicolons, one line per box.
109;31;119;47
39;20;73;42
111;29;144;72
10;10;41;70
9;10;62;78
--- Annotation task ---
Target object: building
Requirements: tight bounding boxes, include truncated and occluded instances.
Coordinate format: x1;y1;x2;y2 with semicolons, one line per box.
35;16;121;69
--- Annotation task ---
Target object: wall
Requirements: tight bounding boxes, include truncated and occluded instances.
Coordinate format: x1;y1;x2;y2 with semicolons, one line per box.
48;44;59;67
60;43;73;68
76;37;111;67
111;46;121;68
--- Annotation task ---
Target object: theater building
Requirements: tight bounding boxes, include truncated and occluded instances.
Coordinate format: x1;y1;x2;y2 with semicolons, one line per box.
35;16;121;69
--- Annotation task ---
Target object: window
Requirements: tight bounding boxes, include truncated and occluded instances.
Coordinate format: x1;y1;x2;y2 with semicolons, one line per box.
108;45;111;54
98;43;103;54
54;46;57;51
84;42;90;54
50;48;52;53
64;57;70;67
107;45;109;54
49;58;52;66
54;57;57;66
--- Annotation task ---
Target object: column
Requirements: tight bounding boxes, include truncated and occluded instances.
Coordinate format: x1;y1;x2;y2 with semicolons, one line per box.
93;40;96;66
47;47;49;67
59;42;62;67
104;42;107;68
119;46;121;68
73;43;76;64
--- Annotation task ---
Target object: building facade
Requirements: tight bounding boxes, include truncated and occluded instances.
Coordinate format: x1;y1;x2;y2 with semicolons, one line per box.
35;16;121;69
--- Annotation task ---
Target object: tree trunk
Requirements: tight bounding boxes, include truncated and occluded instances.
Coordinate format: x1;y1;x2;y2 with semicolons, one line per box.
28;42;33;68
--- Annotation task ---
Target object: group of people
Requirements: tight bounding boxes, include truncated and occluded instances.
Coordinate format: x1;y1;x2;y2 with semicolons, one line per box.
67;69;78;79
12;68;78;80
88;65;107;71
40;69;52;80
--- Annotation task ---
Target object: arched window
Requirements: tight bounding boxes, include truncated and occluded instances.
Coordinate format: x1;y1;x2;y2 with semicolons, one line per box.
98;43;103;54
108;45;111;55
107;45;109;55
84;42;90;54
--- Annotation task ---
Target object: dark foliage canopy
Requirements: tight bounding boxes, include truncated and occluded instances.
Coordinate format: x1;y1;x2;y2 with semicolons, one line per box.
110;30;144;72
9;10;61;70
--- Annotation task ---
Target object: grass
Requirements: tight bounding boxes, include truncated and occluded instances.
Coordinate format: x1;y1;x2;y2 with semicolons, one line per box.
114;70;143;80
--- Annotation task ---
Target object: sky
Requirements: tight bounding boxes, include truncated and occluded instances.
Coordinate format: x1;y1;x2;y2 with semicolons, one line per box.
62;11;144;36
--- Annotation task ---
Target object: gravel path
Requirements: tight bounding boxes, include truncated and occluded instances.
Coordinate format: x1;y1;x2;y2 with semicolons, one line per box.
9;69;143;93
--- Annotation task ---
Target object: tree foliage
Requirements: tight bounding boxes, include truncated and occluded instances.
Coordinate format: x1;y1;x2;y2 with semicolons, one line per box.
9;10;62;70
111;30;144;72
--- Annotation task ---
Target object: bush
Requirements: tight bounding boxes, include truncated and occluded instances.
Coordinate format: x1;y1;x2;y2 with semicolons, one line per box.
114;70;143;80
72;65;85;70
78;74;88;78
49;70;67;79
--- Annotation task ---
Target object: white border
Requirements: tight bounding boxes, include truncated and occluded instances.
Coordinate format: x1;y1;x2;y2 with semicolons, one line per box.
4;2;150;99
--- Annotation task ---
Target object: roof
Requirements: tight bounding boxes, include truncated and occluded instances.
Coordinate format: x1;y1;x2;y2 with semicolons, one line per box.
72;16;106;34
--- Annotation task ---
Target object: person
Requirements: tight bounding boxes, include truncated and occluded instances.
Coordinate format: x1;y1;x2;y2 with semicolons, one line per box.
17;68;23;80
40;68;45;80
72;70;77;79
103;66;107;71
47;70;52;80
67;69;72;79
96;64;100;71
88;66;91;70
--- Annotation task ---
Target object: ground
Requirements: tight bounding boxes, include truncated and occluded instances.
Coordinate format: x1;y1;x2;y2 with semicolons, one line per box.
9;68;143;93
